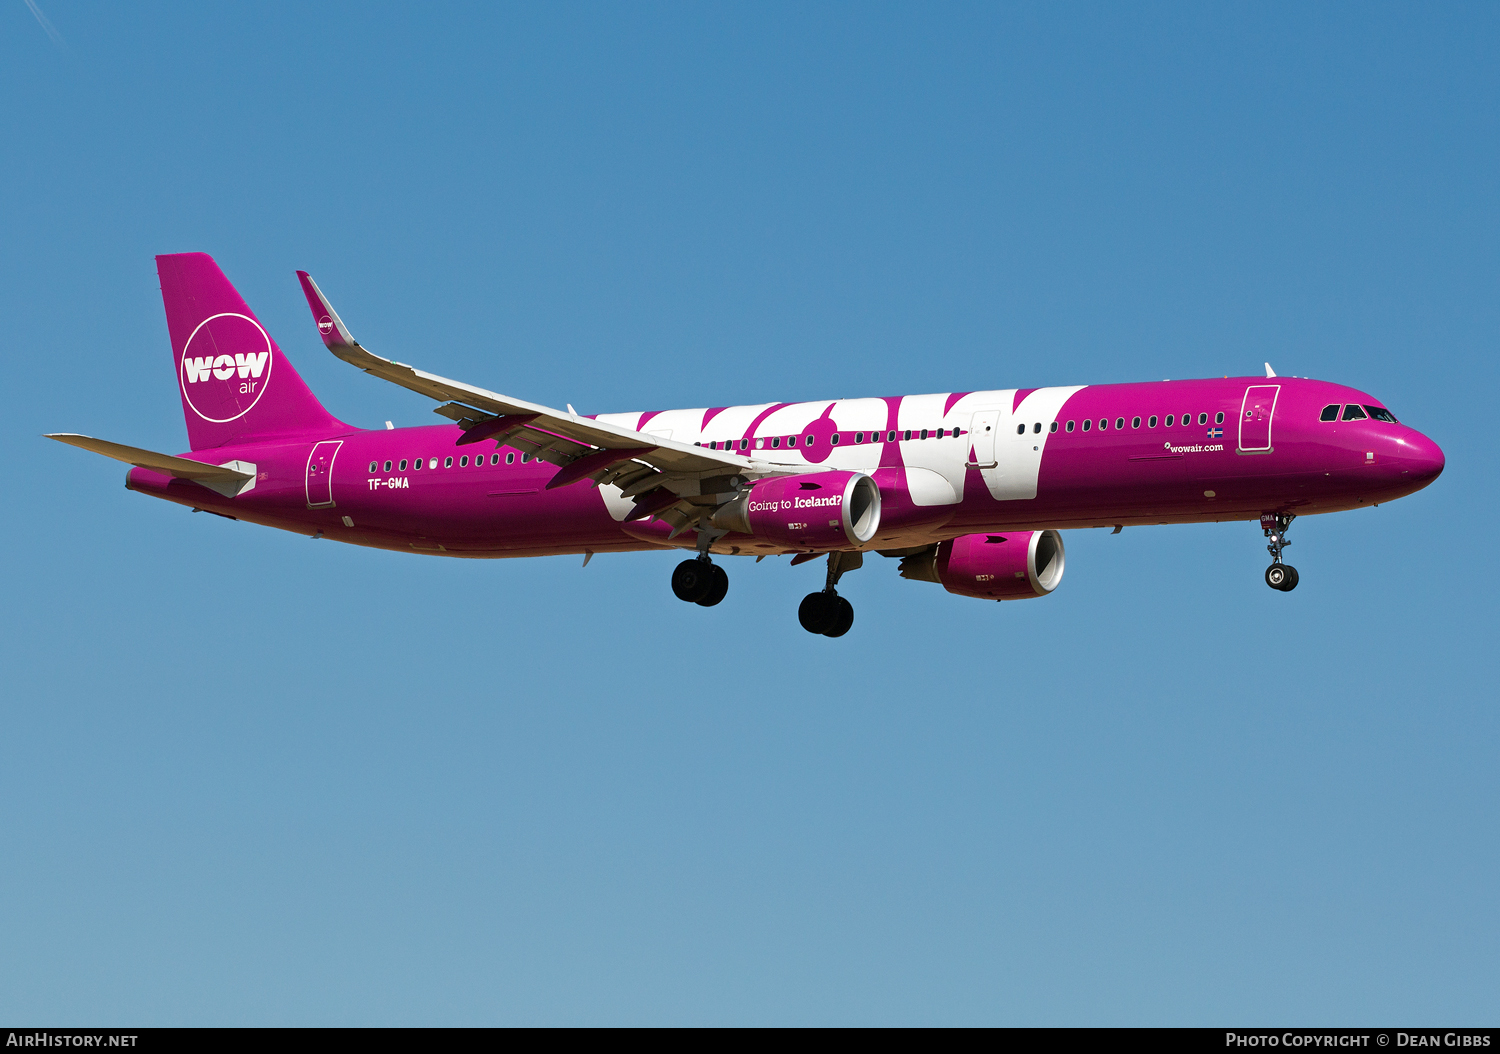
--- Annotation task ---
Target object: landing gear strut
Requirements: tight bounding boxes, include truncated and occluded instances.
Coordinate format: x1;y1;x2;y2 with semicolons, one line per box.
1261;513;1299;592
799;552;860;637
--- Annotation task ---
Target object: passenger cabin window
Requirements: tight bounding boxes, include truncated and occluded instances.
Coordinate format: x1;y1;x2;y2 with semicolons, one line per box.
1115;418;1125;430
830;433;840;444
383;460;392;472
1049;422;1058;433
369;461;378;473
399;460;408;471
1066;421;1075;432
772;437;781;448
887;431;897;442
1165;415;1174;426
1149;416;1158;427
1033;423;1041;434
490;453;500;465
444;457;453;467
1098;419;1107;430
1082;419;1092;431
1132;417;1141;428
506;453;515;464
459;456;468;467
855;432;864;443
428;459;437;469
414;458;423;470
1215;412;1225;424
1366;406;1399;423
1342;404;1369;422
1198;413;1208;425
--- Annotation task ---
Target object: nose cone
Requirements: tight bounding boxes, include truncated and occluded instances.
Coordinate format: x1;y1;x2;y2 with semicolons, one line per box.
1398;430;1445;487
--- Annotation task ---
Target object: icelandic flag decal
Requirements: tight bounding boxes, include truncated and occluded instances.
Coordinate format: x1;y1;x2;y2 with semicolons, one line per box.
1207;427;1224;438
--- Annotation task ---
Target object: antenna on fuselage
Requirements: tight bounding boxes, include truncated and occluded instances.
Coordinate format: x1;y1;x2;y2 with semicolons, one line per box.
1264;363;1277;378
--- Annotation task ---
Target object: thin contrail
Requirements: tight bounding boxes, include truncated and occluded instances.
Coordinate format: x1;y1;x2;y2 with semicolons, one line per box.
23;0;66;48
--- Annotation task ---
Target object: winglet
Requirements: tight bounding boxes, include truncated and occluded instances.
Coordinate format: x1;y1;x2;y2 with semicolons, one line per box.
297;271;358;349
1265;362;1277;378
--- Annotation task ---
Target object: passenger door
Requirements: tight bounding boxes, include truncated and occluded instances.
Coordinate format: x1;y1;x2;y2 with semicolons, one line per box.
305;440;342;507
1238;385;1279;453
967;410;1000;468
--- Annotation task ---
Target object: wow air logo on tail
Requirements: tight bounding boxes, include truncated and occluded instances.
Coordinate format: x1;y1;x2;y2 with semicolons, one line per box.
179;313;274;422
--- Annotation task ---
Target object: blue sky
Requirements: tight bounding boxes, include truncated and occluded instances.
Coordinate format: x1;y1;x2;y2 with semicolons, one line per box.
2;1;1496;1025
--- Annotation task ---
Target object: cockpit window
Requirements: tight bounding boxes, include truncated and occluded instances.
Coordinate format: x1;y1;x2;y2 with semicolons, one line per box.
1319;404;1340;422
1365;405;1398;423
1341;404;1369;422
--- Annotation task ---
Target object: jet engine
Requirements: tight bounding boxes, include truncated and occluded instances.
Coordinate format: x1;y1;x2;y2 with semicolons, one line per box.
711;471;881;550
899;530;1065;600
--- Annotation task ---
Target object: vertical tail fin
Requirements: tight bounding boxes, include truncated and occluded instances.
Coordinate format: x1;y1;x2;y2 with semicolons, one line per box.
157;252;351;449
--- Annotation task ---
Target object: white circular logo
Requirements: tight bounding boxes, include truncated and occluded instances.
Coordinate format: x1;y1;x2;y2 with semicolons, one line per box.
179;313;275;423
318;316;334;336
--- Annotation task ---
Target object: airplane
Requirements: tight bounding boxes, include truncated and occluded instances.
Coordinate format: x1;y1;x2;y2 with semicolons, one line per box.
48;252;1445;637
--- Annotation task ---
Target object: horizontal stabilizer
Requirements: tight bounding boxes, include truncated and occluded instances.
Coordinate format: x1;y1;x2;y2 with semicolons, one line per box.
46;433;256;498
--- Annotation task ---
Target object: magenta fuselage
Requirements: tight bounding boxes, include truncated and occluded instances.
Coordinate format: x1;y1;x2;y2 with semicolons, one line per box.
125;377;1445;559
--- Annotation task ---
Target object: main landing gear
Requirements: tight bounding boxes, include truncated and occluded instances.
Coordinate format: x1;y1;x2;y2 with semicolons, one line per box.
672;528;730;607
1261;513;1300;592
672;556;729;607
798;552;861;638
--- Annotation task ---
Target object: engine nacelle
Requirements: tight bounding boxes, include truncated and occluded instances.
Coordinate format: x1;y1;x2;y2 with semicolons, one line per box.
712;471;881;550
900;530;1065;600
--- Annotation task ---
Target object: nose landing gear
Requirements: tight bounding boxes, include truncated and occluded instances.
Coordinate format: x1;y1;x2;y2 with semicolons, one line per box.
1261;513;1299;592
798;552;861;637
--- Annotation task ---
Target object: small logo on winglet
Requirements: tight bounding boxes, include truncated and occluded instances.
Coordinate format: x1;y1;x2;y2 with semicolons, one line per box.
318;316;335;336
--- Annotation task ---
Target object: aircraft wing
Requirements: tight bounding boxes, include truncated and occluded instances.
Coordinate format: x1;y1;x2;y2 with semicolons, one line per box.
45;434;257;498
297;271;767;523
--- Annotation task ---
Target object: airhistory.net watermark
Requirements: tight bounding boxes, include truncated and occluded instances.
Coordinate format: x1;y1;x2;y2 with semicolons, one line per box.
5;1036;137;1048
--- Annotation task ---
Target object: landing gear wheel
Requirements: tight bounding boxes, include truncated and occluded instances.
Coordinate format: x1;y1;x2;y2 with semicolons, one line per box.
798;592;836;634
1259;514;1300;592
823;595;854;637
1265;564;1299;591
672;559;714;603
696;564;729;607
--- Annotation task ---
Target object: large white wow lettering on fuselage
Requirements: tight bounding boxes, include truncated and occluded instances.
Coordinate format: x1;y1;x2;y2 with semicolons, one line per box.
591;386;1086;520
949;387;1084;501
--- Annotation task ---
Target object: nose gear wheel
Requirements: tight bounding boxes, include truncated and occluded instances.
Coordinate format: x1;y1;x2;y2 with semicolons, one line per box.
1260;513;1299;592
